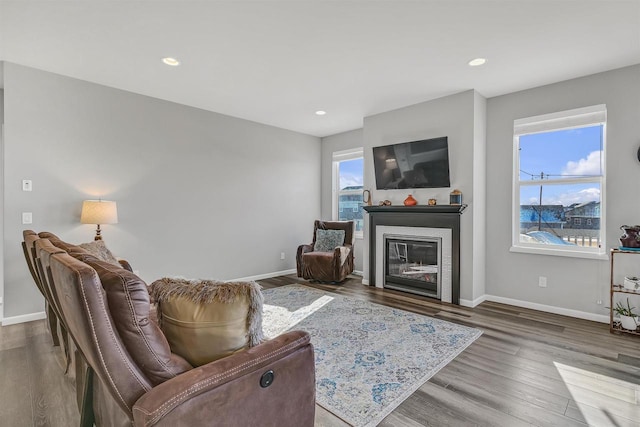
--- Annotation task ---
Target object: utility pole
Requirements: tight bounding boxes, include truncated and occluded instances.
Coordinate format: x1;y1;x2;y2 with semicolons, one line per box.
538;172;544;231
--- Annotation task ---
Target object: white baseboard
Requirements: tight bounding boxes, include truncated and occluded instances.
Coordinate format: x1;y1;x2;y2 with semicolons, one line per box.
362;278;370;285
484;295;609;324
352;270;363;277
459;294;487;308
233;269;297;282
2;311;46;326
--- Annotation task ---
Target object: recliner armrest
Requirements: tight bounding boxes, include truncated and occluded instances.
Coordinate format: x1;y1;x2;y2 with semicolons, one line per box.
132;330;315;427
334;244;352;266
297;243;313;256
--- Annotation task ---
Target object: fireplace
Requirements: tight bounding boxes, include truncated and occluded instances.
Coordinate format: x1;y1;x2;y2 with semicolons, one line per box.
384;235;441;299
363;205;466;304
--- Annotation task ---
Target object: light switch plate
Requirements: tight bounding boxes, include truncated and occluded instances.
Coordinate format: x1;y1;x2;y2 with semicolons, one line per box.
22;180;33;191
22;212;33;224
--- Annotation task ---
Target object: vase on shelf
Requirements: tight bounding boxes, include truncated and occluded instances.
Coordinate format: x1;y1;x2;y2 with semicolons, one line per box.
619;315;638;330
404;195;417;206
620;225;640;248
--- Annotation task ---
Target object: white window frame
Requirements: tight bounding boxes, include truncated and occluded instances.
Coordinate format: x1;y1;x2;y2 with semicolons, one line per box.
511;105;607;259
332;148;364;239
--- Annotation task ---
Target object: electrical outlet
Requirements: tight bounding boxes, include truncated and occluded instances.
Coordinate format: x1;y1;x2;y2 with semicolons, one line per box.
538;276;547;288
280;252;285;260
596;300;603;305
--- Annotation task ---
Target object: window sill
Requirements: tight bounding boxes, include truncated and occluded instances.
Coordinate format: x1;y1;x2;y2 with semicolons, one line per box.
510;245;608;260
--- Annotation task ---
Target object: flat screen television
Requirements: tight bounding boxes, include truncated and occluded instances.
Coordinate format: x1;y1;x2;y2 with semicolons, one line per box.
373;136;451;190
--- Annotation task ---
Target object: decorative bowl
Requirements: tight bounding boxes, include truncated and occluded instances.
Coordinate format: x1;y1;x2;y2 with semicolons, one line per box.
623;276;639;290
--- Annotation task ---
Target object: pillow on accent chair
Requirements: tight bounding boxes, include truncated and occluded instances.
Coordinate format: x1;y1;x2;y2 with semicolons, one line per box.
314;229;345;252
78;240;121;266
149;278;264;367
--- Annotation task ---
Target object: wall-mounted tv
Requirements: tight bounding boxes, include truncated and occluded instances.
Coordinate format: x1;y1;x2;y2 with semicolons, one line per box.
373;136;451;190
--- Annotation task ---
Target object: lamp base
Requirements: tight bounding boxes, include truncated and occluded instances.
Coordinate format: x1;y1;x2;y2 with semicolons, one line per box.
94;224;103;241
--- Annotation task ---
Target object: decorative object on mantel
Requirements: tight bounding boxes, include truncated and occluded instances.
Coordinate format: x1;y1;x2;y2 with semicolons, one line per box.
363;189;372;206
378;200;392;206
450;189;462;205
428;198;437;206
620;225;640;248
403;194;417;206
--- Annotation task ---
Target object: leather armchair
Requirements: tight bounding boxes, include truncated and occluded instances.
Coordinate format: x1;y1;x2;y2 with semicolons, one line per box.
22;230;62;347
296;220;355;283
30;232;316;427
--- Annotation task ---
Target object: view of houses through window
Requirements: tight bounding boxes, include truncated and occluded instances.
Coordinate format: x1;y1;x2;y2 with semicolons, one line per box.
333;149;364;234
514;105;606;255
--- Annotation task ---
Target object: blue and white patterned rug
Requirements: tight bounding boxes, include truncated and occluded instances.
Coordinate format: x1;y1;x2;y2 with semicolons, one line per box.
262;284;482;427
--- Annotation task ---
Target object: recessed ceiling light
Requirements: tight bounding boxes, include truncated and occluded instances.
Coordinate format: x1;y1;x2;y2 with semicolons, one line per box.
162;57;180;66
468;58;487;67
315;110;327;116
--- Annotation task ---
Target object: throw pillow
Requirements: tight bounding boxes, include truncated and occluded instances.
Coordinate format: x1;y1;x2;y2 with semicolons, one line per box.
79;240;121;267
149;278;264;367
314;229;345;252
80;255;192;385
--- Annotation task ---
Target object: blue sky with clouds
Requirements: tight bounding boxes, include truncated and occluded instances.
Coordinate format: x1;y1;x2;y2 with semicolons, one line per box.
339;158;364;189
519;125;603;206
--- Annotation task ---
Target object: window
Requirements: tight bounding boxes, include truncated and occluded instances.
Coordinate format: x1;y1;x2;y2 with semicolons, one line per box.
333;148;364;237
512;105;606;258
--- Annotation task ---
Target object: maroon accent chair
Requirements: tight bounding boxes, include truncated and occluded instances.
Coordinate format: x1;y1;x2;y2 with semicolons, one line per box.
296;220;355;283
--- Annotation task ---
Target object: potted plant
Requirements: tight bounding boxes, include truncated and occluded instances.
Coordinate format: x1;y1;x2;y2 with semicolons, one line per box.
612;298;639;330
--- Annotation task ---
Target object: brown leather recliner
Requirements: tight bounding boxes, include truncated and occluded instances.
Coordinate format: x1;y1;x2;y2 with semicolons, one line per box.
22;230;62;347
296;220;355;283
32;232;316;427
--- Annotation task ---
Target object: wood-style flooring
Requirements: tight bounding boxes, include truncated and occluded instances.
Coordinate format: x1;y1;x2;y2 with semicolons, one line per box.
2;274;639;426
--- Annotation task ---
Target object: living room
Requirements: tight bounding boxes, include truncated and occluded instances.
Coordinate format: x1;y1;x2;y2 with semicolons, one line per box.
1;1;640;426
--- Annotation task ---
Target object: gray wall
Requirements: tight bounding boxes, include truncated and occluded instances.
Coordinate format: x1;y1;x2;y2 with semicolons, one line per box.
472;92;487;303
3;62;321;318
361;90;486;303
0;85;4;320
486;64;640;316
320;128;364;272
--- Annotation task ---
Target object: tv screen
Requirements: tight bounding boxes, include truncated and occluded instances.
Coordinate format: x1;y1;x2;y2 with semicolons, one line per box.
373;137;451;190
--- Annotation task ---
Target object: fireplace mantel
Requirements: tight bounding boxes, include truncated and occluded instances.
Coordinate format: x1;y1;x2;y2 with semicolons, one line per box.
363;204;467;304
363;204;467;214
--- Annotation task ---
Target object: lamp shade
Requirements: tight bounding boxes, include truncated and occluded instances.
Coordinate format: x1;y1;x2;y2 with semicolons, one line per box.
80;200;118;225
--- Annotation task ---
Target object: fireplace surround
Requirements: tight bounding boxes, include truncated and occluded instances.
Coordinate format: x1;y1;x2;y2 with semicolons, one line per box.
363;205;466;304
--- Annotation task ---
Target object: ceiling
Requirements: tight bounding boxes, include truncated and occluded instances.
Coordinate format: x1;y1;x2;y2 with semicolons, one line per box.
1;1;639;137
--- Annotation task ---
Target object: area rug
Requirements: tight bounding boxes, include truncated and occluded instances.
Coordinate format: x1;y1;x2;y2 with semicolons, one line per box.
262;284;482;427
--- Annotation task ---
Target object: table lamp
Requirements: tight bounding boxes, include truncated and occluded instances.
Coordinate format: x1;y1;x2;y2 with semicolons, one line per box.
80;200;118;240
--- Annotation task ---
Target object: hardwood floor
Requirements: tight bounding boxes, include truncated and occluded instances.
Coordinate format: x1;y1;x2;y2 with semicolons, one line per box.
2;274;639;426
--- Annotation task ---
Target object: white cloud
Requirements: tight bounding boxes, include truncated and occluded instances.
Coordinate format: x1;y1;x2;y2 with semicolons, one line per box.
543;187;600;205
340;173;363;189
562;151;602;176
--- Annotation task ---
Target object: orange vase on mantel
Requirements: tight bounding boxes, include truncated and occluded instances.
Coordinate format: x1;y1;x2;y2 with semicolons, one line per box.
403;194;417;206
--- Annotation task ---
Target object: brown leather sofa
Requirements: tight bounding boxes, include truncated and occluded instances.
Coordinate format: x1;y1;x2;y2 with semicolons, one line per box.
24;231;316;427
296;220;355;283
